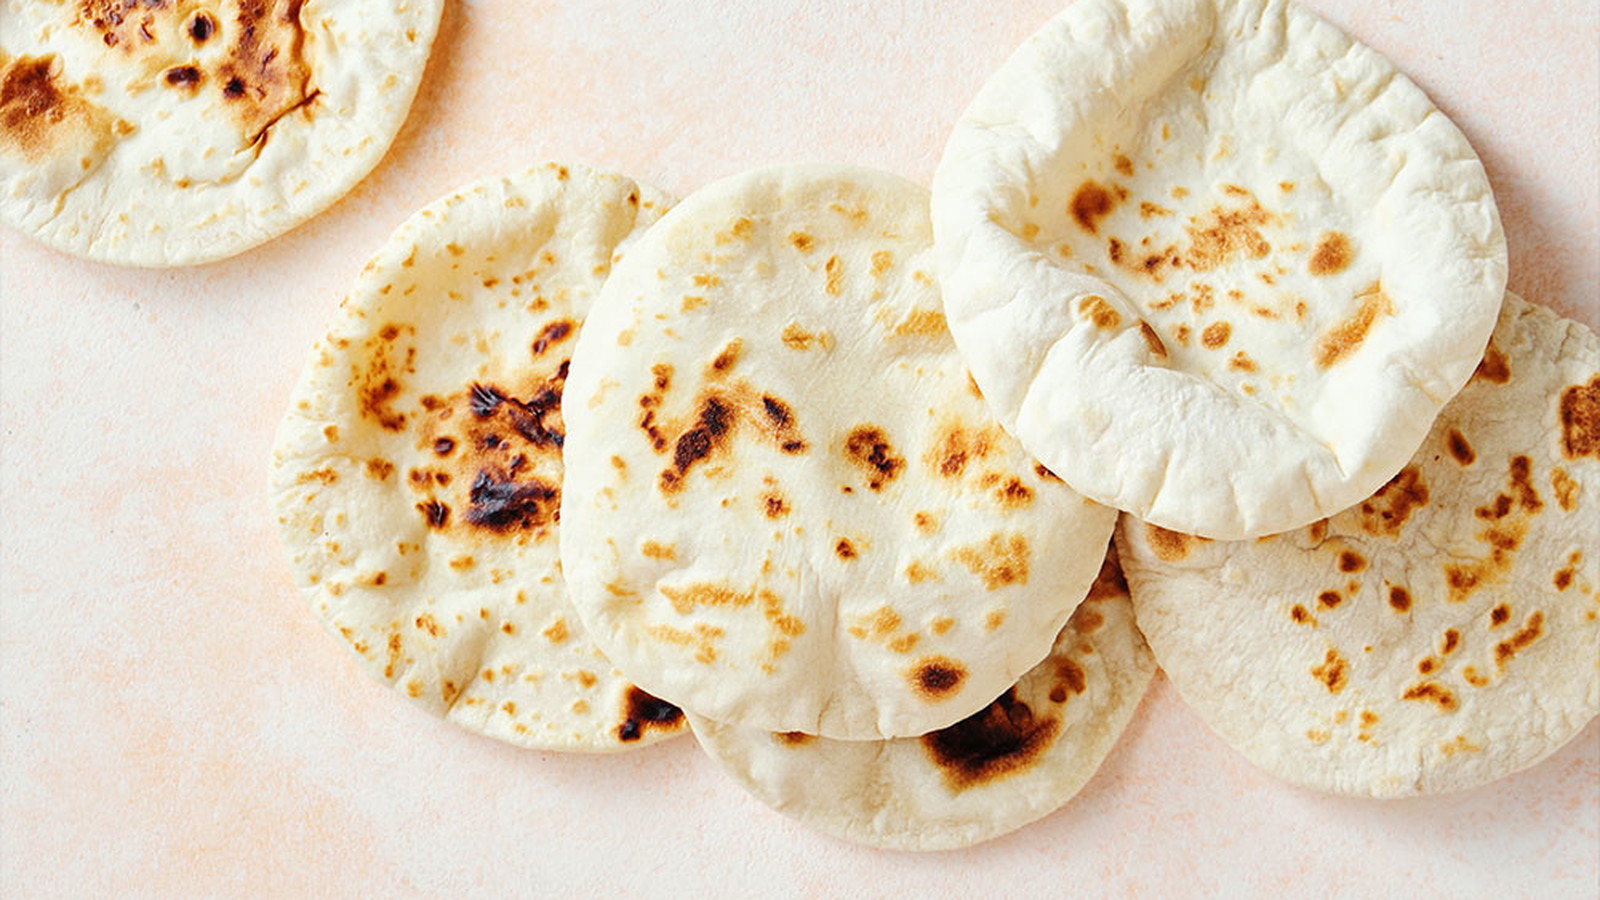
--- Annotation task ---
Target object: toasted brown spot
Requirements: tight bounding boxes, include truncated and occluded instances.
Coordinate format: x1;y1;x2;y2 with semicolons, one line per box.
843;425;904;490
659;582;752;615
952;533;1029;590
994;477;1034;509
788;232;814;252
1307;232;1353;276
2;55;118;164
1078;295;1121;330
1139;321;1168;358
1447;429;1476;466
891;309;948;337
1310;649;1348;694
1290;604;1317;626
1200;321;1231;349
1228;351;1258;372
926;423;998;480
1508;455;1543;512
870;251;894;275
1560;376;1600;459
913;511;938;534
775;731;814;746
909;656;967;700
824;255;843;296
780;322;830;350
710;338;743;373
1401;682;1458;712
415;613;444;638
1551;468;1579;511
542;618;570;643
660;396;735;493
1473;343;1511;384
640;541;676;561
763;490;790;518
1359;467;1428;537
930;616;955;636
922;689;1060;791
1069;181;1118;234
1493;611;1545;667
1144;524;1192;562
905;561;938;584
1184;196;1273;271
463;468;558;533
416;500;450;529
616;686;683;742
1317;590;1343;610
1034;463;1063;483
432;437;456;457
1112;153;1134;176
835;539;857;560
1337;551;1367;573
1490;604;1511;627
1315;283;1392;369
531;320;574;356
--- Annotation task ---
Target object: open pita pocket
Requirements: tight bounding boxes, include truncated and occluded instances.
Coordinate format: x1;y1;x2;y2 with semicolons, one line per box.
1117;294;1599;796
560;164;1117;741
1;0;442;266
269;163;687;751
689;549;1153;851
931;0;1506;540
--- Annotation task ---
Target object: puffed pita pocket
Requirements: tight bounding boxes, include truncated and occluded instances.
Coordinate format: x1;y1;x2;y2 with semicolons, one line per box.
269;163;687;751
931;0;1506;539
1118;294;1599;796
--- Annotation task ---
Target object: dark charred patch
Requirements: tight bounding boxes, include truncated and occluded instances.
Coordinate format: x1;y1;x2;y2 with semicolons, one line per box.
921;689;1061;791
1441;629;1461;655
1560;376;1600;459
531;320;574;356
616;686;684;742
763;491;789;519
660;397;734;493
1358;466;1428;537
1473;343;1510;384
709;338;743;374
433;437;456;456
189;11;216;42
1069;181;1118;234
1509;456;1543;513
910;656;968;700
1490;604;1511;627
1387;585;1412;613
1290;605;1316;626
417;499;450;529
1446;429;1476;465
1337;550;1367;573
637;364;673;452
1317;590;1343;610
1315;283;1391;369
1307;232;1353;276
211;0;315;142
835;539;857;560
843;426;904;490
470;382;506;417
463;469;558;532
163;65;202;88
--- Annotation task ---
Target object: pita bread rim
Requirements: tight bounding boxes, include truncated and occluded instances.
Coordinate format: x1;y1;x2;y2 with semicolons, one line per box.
559;161;1116;740
1112;294;1600;795
268;162;684;752
0;0;445;268
684;593;1156;851
929;0;1507;539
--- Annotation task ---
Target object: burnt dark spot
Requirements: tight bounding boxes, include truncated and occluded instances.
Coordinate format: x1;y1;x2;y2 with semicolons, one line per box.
911;657;967;699
189;12;215;42
469;383;506;417
920;688;1061;791
1441;629;1461;654
1473;343;1510;384
1069;181;1117;234
1359;466;1428;537
433;437;455;456
661;397;735;493
163;66;201;87
531;320;573;356
503;386;565;449
223;76;245;98
1446;429;1476;466
762;396;792;428
463;469;558;532
835;539;856;560
616;686;683;742
1388;585;1412;612
843;425;904;490
1490;604;1511;627
417;500;449;528
1317;590;1343;609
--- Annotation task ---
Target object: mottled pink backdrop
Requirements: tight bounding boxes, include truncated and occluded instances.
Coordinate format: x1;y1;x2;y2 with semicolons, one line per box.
2;1;1595;896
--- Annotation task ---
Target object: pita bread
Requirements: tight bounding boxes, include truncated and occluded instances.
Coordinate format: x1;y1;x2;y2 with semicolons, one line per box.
560;164;1117;741
0;0;441;266
1117;293;1599;796
930;0;1506;540
269;163;688;751
689;549;1153;851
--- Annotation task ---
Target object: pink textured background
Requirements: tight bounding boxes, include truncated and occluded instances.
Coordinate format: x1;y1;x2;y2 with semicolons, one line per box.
2;1;1596;895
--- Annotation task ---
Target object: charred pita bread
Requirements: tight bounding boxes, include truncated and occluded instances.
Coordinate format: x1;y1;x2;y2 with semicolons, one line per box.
1;0;442;266
1118;294;1599;796
931;0;1506;540
269;163;687;751
560;164;1117;741
689;549;1153;851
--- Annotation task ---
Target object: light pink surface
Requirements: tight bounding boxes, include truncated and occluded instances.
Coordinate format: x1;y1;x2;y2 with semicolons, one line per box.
2;1;1596;896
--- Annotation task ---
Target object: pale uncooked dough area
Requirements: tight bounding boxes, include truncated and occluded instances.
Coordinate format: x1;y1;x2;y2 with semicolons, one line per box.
1;1;1594;894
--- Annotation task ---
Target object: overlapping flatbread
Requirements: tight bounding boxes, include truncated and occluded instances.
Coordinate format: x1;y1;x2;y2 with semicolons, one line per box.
560;164;1117;740
1118;294;1599;796
269;163;687;751
1;0;442;266
690;549;1153;851
931;0;1506;540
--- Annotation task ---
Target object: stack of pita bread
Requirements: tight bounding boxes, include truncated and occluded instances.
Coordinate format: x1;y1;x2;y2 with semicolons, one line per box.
263;0;1594;850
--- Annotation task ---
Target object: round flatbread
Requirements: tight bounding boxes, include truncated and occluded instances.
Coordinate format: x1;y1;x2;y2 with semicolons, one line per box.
931;0;1506;540
560;164;1117;741
1117;294;1599;796
689;548;1153;851
269;163;688;752
1;0;442;266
